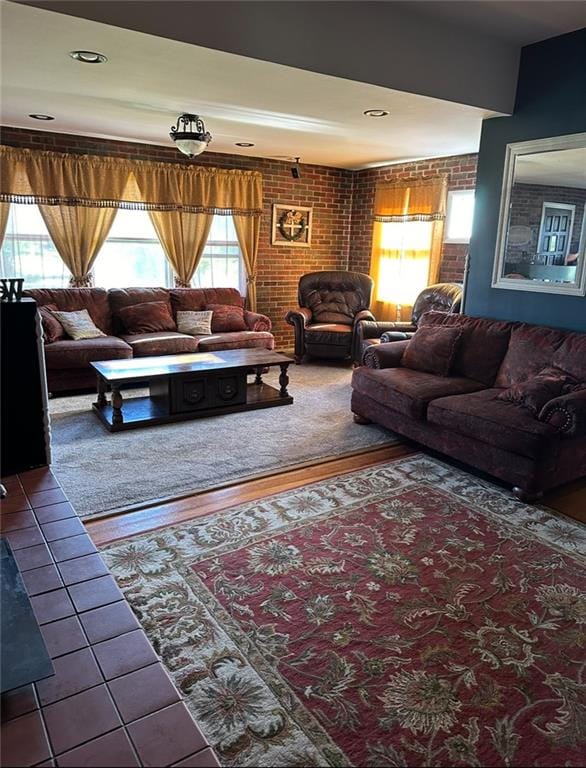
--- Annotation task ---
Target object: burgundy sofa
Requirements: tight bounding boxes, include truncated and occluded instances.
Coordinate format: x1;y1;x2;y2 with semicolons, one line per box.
25;287;274;393
351;311;586;501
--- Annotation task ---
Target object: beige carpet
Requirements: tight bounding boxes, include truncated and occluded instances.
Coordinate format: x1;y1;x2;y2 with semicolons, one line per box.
49;362;397;519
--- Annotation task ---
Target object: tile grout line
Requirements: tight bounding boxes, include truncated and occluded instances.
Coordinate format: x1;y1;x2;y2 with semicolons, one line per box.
2;466;215;767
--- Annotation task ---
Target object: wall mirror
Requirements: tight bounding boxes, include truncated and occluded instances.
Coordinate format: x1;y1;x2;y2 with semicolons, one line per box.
492;132;586;295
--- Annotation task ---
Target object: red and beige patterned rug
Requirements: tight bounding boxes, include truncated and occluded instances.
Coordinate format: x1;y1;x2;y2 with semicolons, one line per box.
101;455;586;768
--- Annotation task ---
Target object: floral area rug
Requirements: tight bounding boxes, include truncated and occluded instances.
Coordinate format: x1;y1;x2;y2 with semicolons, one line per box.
101;455;586;767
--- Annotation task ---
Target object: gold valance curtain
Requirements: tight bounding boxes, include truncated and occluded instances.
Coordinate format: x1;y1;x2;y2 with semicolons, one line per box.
0;147;263;292
373;177;448;223
0;147;263;215
131;162;262;216
370;177;447;321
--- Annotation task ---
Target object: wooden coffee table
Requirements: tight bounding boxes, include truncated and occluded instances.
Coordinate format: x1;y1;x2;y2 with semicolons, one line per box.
91;349;293;432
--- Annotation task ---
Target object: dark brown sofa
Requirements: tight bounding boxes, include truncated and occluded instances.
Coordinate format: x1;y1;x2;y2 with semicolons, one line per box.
351;311;586;501
25;287;274;392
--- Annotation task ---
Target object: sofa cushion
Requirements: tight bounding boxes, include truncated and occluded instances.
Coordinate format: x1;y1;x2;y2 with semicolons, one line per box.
196;331;275;352
52;309;106;340
305;324;352;347
120;332;199;357
496;366;570;414
108;288;171;334
169;288;244;314
494;323;568;388
117;301;177;334
24;288;113;334
44;336;132;370
401;326;462;376
207;304;247;332
419;311;511;386
39;304;65;344
351;366;485;420
551;332;586;382
428;388;559;460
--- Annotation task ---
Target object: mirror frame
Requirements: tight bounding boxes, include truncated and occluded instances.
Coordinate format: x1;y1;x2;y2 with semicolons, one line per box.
492;132;586;296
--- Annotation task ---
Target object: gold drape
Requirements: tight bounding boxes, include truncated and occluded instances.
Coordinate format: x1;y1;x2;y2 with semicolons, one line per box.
0;147;263;216
370;177;447;321
233;214;261;311
38;205;117;286
0;202;10;246
148;210;213;287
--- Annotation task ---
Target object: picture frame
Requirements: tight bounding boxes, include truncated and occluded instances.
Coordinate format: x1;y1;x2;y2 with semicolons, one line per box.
271;203;313;247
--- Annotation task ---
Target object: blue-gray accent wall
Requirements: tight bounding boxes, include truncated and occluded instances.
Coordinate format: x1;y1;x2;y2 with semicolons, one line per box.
465;28;586;331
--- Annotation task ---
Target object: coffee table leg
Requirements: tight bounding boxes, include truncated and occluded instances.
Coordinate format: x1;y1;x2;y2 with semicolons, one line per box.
254;366;263;386
94;375;108;408
111;385;124;425
279;363;290;398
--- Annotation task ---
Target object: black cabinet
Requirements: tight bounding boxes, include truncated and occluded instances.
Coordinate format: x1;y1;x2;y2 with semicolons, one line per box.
1;299;51;476
168;371;247;414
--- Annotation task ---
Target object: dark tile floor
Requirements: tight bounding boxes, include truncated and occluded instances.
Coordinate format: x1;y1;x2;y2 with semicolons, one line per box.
1;467;220;768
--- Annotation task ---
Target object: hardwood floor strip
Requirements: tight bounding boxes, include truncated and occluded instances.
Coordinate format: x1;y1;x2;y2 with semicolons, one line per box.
542;480;586;524
86;444;414;546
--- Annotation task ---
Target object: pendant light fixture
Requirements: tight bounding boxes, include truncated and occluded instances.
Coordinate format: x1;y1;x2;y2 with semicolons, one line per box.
169;113;212;158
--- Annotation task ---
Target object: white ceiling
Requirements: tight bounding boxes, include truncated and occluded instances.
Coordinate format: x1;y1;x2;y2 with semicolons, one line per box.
0;0;498;169
516;148;586;189
13;1;586;116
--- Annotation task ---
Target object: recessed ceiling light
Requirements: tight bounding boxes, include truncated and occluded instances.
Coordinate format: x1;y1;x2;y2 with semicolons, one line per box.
363;109;390;117
235;142;255;147
29;114;55;121
69;50;107;64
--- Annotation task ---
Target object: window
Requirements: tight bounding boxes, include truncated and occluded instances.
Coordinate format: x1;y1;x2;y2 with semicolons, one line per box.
377;221;432;306
1;206;246;291
192;216;245;294
444;190;475;243
93;209;172;288
0;204;69;288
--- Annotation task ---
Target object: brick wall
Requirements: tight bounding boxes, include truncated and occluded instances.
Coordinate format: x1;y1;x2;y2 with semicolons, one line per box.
0;127;353;349
0;127;478;346
506;182;586;263
348;154;478;283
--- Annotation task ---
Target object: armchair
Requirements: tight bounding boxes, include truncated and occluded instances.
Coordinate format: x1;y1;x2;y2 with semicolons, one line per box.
285;271;374;362
355;282;462;364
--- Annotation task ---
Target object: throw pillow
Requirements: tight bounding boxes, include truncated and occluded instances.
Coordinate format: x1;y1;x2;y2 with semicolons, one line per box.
401;326;463;377
51;309;106;340
497;366;572;414
38;304;65;344
176;310;213;336
207;303;247;333
117;301;177;335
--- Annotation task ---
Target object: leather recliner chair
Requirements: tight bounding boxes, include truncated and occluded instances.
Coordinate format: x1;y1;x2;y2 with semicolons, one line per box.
355;282;463;364
285;271;374;363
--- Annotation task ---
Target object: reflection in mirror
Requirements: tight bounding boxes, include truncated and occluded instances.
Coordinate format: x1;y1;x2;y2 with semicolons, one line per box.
493;134;586;296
